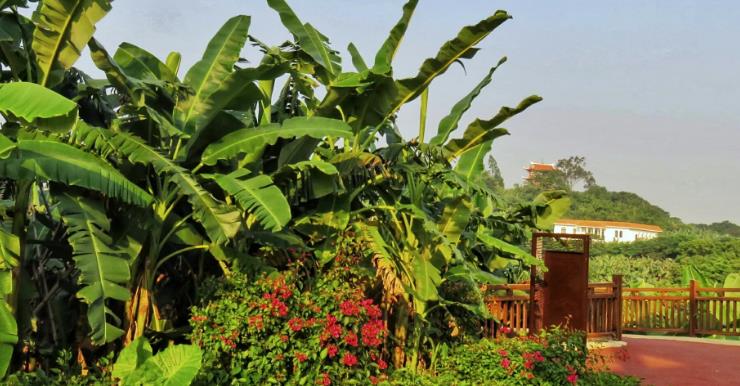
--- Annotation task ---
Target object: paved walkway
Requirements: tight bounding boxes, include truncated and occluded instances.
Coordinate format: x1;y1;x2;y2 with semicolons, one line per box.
600;335;740;386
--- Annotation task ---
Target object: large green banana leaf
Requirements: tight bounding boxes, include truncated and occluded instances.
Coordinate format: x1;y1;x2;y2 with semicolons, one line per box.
212;172;291;232
32;0;112;86
387;11;511;117
0;138;152;207
430;58;505;145
267;0;340;79
454;140;492;183
88;38;145;103
0;229;19;378
201;116;352;166
124;341;202;386
0;81;78;132
445;95;542;160
111;133;240;244
182;63;290;156
58;193;131;345
114;42;177;83
175;15;250;134
372;0;418;73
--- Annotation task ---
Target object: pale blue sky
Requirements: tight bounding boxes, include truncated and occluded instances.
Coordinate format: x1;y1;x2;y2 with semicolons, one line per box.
56;0;740;223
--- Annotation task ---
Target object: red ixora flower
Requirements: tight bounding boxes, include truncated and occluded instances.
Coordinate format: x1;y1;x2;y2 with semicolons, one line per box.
377;358;388;370
344;332;359;347
295;352;308;363
567;373;578;385
317;373;331;386
360;299;382;319
369;375;379;385
341;352;358;367
361;320;385;347
501;358;511;369
288;317;304;332
498;349;508;357
340;300;360;316
280;335;289;342
327;344;339;358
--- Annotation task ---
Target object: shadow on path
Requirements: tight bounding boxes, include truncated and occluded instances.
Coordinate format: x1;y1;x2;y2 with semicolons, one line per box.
601;336;740;386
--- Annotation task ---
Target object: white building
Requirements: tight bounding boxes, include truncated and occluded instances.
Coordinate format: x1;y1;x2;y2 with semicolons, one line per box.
553;219;663;243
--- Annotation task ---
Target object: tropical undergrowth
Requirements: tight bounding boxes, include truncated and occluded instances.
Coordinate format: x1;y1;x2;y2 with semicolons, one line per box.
0;0;589;384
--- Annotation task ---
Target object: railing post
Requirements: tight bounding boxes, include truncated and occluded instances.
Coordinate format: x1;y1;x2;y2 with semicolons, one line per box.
689;280;697;337
613;275;623;340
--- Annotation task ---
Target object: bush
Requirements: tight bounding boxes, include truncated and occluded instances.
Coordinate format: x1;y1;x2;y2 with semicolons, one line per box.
589;255;682;287
4;350;113;386
381;327;639;385
190;254;389;385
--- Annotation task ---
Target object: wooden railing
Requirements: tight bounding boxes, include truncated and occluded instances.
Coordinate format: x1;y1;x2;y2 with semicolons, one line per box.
624;281;740;336
483;284;530;338
587;277;622;339
484;276;623;340
485;278;740;339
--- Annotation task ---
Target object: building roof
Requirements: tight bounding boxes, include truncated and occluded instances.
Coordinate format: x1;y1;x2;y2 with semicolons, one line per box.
554;219;663;233
526;162;557;172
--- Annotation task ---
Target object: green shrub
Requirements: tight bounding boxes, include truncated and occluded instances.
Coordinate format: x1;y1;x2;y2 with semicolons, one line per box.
383;328;640;386
190;255;389;385
589;255;682;287
4;350;113;386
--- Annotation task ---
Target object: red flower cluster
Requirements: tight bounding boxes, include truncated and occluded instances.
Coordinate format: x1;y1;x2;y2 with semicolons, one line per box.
522;350;545;369
317;373;331;386
360;299;382;319
288;317;304;332
322;314;342;341
361;319;385;347
327;344;339;358
340;300;360;316
295;352;308;363
566;365;578;384
248;315;264;330
344;331;359;347
191;315;207;322
341;352;358;367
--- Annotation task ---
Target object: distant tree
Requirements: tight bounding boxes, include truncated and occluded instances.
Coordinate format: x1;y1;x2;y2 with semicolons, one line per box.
526;169;569;191
692;221;740;237
483;155;505;191
556;156;596;190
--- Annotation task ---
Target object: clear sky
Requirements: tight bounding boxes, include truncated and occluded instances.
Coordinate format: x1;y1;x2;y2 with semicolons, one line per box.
59;0;740;224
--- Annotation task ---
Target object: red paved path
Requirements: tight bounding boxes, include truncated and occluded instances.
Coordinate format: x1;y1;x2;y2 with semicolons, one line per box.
602;336;740;386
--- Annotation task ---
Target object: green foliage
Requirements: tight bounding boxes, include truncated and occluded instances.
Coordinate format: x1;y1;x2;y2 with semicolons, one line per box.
591;232;740;286
190;253;389;385
32;0;112;86
590;255;681;287
113;337;202;386
383;328;639;386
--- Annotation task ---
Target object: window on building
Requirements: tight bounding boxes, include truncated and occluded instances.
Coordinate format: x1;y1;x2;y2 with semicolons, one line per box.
561;227;566;233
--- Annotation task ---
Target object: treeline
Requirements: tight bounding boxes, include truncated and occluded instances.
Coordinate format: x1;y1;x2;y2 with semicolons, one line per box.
487;155;738;235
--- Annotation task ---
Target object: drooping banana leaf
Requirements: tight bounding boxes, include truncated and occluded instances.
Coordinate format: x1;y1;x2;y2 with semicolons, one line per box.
174;15;250;134
0;138;153;207
430;58;506;145
454;139;493;183
0;229;19;378
0;81;78;132
347;43;368;72
445;95;542;160
200;116;352;166
88;38;144;103
58;193;132;345
386;11;512;118
111;133;240;243
266;0;340;79
371;0;418;74
113;42;177;83
31;0;112;86
212;172;291;232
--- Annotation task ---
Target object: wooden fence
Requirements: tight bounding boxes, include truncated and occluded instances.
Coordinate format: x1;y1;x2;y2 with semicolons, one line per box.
485;277;740;339
623;281;740;336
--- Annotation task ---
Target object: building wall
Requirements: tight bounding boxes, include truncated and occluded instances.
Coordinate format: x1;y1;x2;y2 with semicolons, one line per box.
555;224;659;243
